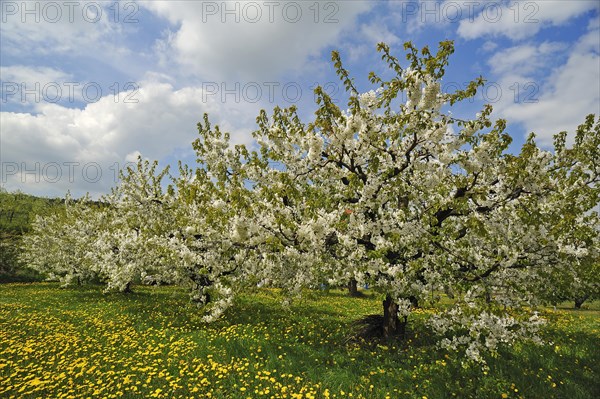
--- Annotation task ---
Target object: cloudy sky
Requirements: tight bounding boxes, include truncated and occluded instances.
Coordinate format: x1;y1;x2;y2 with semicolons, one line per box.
1;0;599;198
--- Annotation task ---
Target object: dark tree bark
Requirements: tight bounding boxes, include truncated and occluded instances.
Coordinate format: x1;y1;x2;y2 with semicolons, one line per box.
123;281;133;293
348;278;359;297
382;294;407;338
408;295;418;308
485;290;492;303
574;294;590;309
190;273;213;304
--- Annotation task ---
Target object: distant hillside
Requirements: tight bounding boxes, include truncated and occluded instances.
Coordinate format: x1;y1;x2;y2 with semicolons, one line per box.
0;189;64;282
0;189;64;233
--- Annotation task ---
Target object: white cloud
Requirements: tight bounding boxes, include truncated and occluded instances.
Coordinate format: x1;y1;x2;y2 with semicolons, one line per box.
125;150;143;162
458;0;598;40
0;80;259;197
481;41;498;53
489;27;600;146
0;1;146;81
0;1;125;55
488;41;568;75
141;0;371;80
1;65;75;107
359;21;400;46
0;65;71;84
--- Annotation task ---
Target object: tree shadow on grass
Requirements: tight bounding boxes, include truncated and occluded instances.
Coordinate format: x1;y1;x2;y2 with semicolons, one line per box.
487;328;600;398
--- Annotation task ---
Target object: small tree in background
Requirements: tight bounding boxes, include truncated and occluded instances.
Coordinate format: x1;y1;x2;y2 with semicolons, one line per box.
21;193;102;285
534;115;600;309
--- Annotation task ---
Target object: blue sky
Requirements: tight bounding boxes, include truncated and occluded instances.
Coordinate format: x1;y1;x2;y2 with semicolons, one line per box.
1;0;599;198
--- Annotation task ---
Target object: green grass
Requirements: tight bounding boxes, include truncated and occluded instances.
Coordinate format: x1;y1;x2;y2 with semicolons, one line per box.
0;283;598;399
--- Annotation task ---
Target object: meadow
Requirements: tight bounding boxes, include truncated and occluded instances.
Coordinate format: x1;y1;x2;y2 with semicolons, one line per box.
0;283;598;399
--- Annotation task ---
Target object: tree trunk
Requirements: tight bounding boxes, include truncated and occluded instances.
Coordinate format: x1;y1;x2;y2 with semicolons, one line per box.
574;295;589;309
409;295;418;308
348;278;359;297
382;295;407;338
485;290;492;303
124;281;133;293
